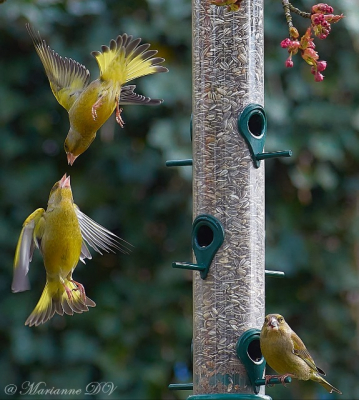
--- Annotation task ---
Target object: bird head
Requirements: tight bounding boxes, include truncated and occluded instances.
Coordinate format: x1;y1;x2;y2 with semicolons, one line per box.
64;130;80;166
263;314;286;332
48;174;74;207
64;128;89;166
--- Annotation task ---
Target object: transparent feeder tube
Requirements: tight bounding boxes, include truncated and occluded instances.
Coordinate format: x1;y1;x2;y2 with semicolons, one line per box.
192;0;265;396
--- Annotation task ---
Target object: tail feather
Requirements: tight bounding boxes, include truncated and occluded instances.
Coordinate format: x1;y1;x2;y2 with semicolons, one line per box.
85;297;96;307
25;281;55;327
68;296;87;312
92;33;167;84
44;301;56;322
54;301;63;316
319;380;342;395
313;373;342;394
70;300;83;313
62;299;74;316
25;279;95;327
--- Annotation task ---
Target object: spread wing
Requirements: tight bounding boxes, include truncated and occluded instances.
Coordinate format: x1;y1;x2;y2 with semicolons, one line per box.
91;33;168;84
12;208;45;293
119;85;163;106
291;330;326;375
74;205;132;255
27;24;90;111
79;241;92;264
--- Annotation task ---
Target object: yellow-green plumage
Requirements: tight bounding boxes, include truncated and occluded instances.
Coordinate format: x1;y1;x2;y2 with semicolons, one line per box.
26;24;168;165
40;181;82;277
260;314;342;394
12;174;129;326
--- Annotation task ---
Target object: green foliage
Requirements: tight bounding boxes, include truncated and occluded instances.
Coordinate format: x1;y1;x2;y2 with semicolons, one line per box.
0;0;358;399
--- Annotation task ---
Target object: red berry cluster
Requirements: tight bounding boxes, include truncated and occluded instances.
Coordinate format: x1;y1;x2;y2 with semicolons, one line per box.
281;3;344;82
311;3;344;40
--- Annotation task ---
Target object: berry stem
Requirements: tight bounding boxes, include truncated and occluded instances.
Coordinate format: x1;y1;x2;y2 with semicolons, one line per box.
288;3;311;19
282;0;294;31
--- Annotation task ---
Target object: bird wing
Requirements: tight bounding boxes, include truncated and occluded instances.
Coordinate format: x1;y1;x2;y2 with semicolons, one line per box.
27;24;90;111
119;85;163;106
91;33;168;84
12;208;45;293
74;205;131;255
291;330;326;375
79;241;92;264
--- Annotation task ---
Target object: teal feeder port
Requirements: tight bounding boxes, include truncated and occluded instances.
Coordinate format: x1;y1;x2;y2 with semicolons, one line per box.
236;329;291;395
236;329;266;395
237;104;292;168
172;214;225;279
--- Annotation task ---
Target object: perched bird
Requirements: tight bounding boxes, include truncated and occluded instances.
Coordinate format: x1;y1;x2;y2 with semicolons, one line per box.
12;174;130;326
26;24;168;165
260;313;341;394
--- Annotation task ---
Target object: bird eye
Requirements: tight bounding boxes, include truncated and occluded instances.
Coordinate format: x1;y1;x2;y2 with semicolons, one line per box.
49;182;60;196
264;317;268;323
278;317;284;323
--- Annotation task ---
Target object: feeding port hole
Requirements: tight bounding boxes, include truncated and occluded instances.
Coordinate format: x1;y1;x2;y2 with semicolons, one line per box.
248;112;265;138
196;224;214;247
247;338;263;363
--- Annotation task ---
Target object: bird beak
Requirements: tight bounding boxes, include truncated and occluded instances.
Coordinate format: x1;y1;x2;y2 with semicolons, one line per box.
59;173;67;186
60;175;71;189
268;317;279;329
67;152;78;166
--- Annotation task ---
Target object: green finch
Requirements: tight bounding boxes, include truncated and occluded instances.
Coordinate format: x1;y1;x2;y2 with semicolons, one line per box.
12;174;129;327
260;314;341;394
26;24;168;165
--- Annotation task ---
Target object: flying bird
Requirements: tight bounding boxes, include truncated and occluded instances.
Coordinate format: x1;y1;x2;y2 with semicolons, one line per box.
12;174;130;326
27;24;168;165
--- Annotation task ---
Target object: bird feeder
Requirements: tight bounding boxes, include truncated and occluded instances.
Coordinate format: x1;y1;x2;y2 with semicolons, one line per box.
168;0;290;398
191;0;267;396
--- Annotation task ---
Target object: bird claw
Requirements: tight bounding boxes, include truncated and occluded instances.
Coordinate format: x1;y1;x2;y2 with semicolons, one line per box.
279;374;293;387
69;279;86;303
61;282;73;301
264;375;276;387
115;94;125;128
264;374;293;387
92;107;98;121
92;96;104;121
115;107;125;127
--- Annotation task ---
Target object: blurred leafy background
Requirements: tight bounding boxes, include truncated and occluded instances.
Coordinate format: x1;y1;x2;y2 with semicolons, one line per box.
0;0;358;399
